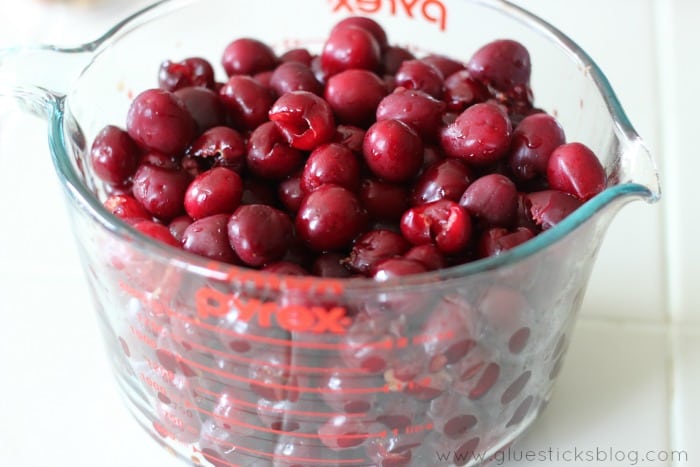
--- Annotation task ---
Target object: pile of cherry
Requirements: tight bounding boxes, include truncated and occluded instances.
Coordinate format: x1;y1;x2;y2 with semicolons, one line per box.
93;16;606;280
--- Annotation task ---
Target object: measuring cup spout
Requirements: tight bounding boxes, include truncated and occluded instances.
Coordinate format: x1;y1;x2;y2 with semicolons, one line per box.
617;135;662;203
0;45;94;119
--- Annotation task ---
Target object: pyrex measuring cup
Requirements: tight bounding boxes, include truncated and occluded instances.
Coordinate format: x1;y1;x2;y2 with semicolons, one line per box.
0;0;661;466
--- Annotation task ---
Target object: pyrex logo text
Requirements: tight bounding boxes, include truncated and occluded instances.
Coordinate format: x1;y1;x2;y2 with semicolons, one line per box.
331;0;448;31
196;287;351;334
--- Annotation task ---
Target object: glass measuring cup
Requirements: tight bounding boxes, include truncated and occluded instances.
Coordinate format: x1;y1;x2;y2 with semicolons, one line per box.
0;0;661;465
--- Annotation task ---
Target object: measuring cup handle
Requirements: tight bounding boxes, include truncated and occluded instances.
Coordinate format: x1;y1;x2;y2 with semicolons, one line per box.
0;45;93;119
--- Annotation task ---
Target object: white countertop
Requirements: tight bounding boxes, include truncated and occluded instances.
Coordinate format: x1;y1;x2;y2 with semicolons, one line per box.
0;1;697;466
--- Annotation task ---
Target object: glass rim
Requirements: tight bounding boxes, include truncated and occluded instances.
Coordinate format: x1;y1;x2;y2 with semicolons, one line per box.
47;0;656;293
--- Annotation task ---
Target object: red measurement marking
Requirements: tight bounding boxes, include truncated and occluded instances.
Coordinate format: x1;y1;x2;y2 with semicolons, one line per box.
404;422;433;434
203;260;345;296
119;281;152;304
196;287;351;334
195;386;369;419
412;329;454;345
160;411;198;435
192;402;385;440
120;278;363;350
179;354;391;395
121;281;456;353
140;372;168;396
153;420;171;439
273;37;326;51
165;305;395;351
145;358;176;384
198;435;367;465
136;313;163;336
129;325;156;349
330;0;448;31
186;339;369;376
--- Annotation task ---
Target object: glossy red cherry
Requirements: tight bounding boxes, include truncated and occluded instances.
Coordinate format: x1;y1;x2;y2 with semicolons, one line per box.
467;39;531;92
227;204;293;267
412;158;473;206
477;227;535;258
332;16;389;51
296;184;368;252
372;258;428;281
158;57;216;91
269;61;323;96
382;46;415;75
269;91;336;151
186;126;247;175
321;25;382;77
219;75;275;130
400;200;473;254
359;177;410;222
279;47;313;66
221;38;277;76
104;194;151;221
325;69;388;127
395;59;444;99
363;119;423;183
526;190;583;230
174;87;227;134
509;113;566;181
344;229;410;275
132;164;192;221
90;125;140;186
404;244;447;271
376;88;446;141
459;173;518;227
126;88;195;156
182;214;239;263
133;220;180;247
184;167;243;220
246;121;305;180
547;142;607;200
277;174;305;214
301;143;361;193
440;102;512;166
94;17;596;285
422;54;466;79
443;70;490;113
